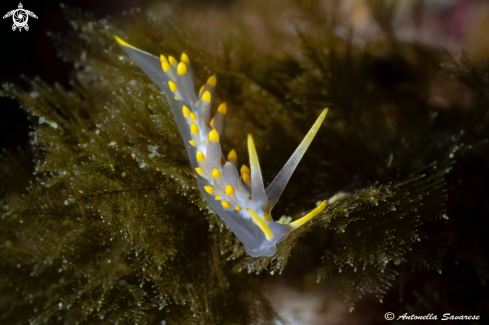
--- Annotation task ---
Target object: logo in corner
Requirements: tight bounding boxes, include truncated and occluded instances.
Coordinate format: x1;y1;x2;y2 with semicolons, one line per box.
3;3;38;32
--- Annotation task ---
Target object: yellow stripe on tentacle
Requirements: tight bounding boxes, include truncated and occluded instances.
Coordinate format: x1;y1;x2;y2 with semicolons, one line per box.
288;201;328;229
246;208;274;241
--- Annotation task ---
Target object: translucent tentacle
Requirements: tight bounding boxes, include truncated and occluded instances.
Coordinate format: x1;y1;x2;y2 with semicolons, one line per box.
241;164;251;189
211;168;226;192
180;52;194;83
199;76;216;106
222;162;239;189
176;62;198;106
266;109;328;210
204;185;225;200
206;129;222;173
160;55;176;81
225;185;240;206
196;91;212;136
247;135;267;209
196;150;212;180
213;103;227;137
190;123;202;147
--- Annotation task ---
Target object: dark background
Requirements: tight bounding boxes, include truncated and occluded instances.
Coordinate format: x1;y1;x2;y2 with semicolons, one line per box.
0;0;141;152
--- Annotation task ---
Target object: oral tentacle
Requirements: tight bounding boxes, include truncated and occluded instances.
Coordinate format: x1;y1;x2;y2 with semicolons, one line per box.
265;108;329;211
247;135;268;210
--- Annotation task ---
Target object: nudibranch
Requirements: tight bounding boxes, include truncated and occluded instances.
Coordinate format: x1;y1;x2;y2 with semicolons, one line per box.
115;36;328;257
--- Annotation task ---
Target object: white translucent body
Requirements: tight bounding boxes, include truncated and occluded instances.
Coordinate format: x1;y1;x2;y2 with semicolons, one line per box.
117;38;327;257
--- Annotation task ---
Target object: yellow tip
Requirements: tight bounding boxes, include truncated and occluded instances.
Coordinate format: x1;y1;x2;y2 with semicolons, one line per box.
215;196;222;200
225;185;235;195
241;165;251;174
189;140;195;146
199;85;205;93
182;106;190;117
228;149;237;161
168;81;177;92
160;55;171;72
196;150;205;162
236;206;242;211
190;112;197;121
217;102;227;115
210;118;215;127
168;56;177;65
204;186;214;195
246;208;274;241
181;52;190;64
207;75;217;87
222;201;231;209
202;91;211;102
195;167;202;176
212;168;221;178
114;36;134;49
191;123;199;134
177;62;187;75
209;129;219;142
242;172;251;182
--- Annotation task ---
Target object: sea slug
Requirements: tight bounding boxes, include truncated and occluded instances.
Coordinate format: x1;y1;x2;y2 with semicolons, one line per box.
116;36;328;257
